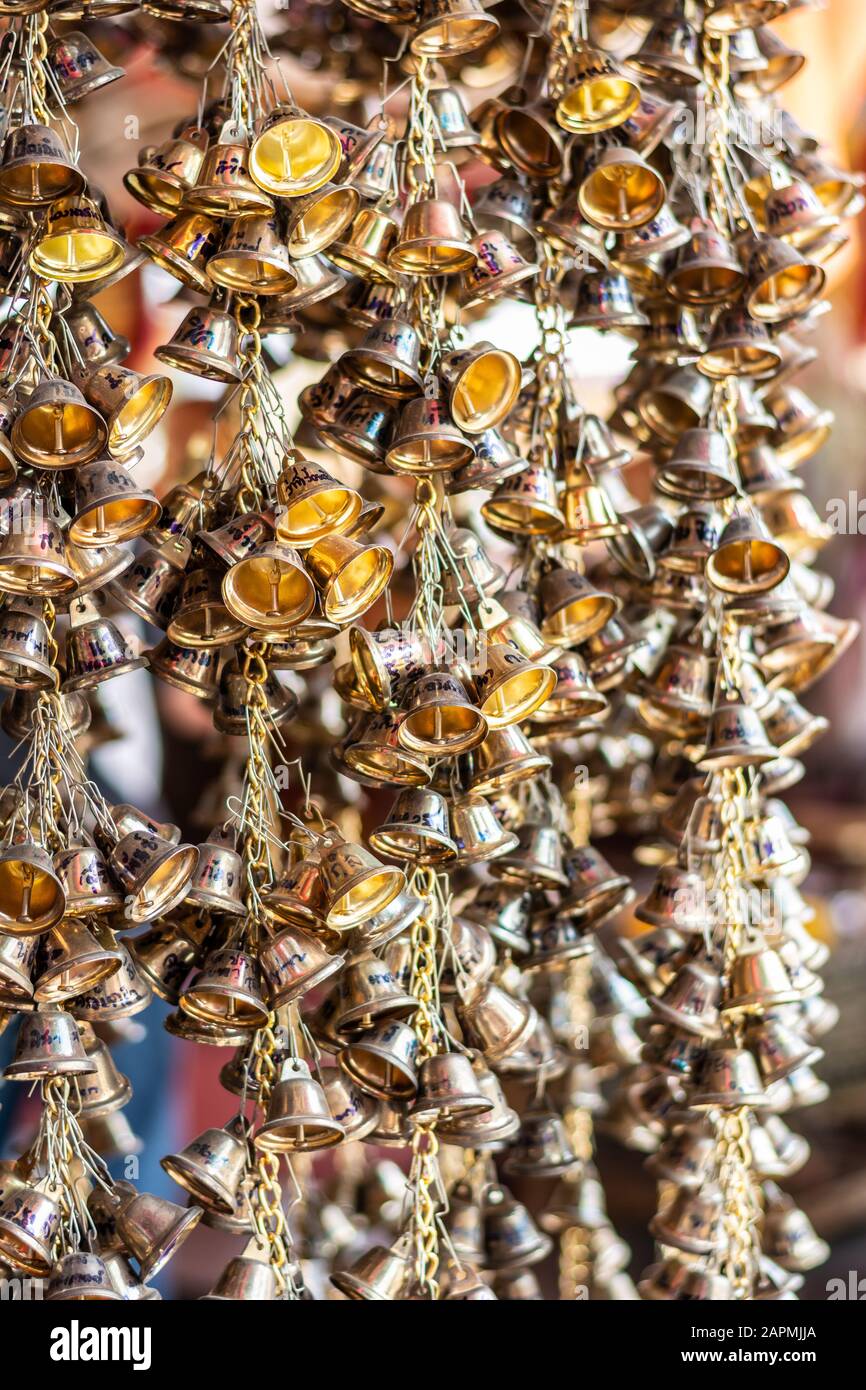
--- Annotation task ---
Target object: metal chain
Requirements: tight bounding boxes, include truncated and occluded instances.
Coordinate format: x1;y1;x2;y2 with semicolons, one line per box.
407;865;442;1299
249;1015;296;1297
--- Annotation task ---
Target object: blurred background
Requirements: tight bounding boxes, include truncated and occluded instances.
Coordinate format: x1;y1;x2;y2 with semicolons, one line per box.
2;0;865;1297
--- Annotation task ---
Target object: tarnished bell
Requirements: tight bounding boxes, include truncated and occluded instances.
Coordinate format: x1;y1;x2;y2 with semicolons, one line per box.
4;1007;94;1079
155;303;241;383
48;32;125;104
46;1250;121;1302
162;1118;249;1212
116;1190;203;1283
255;1058;345;1153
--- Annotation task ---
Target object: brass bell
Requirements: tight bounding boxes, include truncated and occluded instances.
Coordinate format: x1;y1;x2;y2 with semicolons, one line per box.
699;696;777;770
390;197;476;276
335;950;418;1035
350;625;433;709
450;793;518;864
255;1058;345;1153
76;1033;133;1117
146;639;221;701
0;123;84;207
138;209;222;292
304;533;393;625
131;916;204;1005
4;1007;94;1080
186;830;245;916
46;1250;121;1302
69;457;161;546
539;567;617;645
762;1191;829;1273
397;670;487;755
319;391;396;471
155;302;241;383
457;980;536;1062
636;863;706;934
447;428;526;494
47;31;125;103
628;16;703;86
338;1018;419;1099
386;390;474;474
556;40;641;134
261;256;345;326
343;279;404;329
0;841;66;935
690;1042;770;1110
650;958;722;1038
207;212;297;295
579;147;665;232
12;378;107;469
183;124;274;217
249;104;343;198
472;177;536;250
615;203;691;262
352;888;425;954
558;844;631;916
481;459;564;536
707;511;790;595
0;932;37;1005
370;788;458;864
109;828;198;924
330;1242;411;1301
82;365;173;460
321;1068;379;1142
746;236;825;322
221;539;316;631
341;708;431;787
571;270;648;330
65;300;129;370
724;936;803;1012
483;1184;553;1270
494;97;565;180
341;319;424;399
667;222;745;305
162;1118;249;1212
765;384;834;468
473;642;556;728
748;1015;823;1086
30;195;124;284
319;839;406;932
648;1186;725;1257
457;229;538;309
409;1053;492;1126
166;568;246;649
0;602;53;689
656;427;739;501
410;0;499;59
35;919;123;1004
428;84;479;151
116;1190;203;1283
469;723;552;795
329;207;402;284
441;339;521;435
124;126;208;215
284;182;360;259
698;306;782;380
68;945;152;1022
259;921;344;1006
181;946;269;1029
62;593;146;691
0;1180;62;1275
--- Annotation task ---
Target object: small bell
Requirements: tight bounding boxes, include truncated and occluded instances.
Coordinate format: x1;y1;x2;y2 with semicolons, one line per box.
12;378;107;470
4;1007;95;1080
155;302;241;383
0;841;66;935
410;0;499;58
457;229;539;309
63;593;146;691
183;124;274;217
221;539;316;631
30;195;124;284
47;31;125;103
330;1243;411;1301
249;104;343;198
329;207;402;284
339;1018;419;1099
397;671;487;756
255;1058;345;1153
180;947;269;1029
162;1117;249;1213
483;1185;552;1270
117;1190;203;1283
304;533;393;625
370;788;458;864
319;839;406;932
124;126;208;215
207;212;297;295
258;922;344;1007
341;319;424;399
0;1180;62;1275
81;366;172;460
138;209;222;292
441;339;521;435
0;122;84;207
109;828;198;923
390;197;476;276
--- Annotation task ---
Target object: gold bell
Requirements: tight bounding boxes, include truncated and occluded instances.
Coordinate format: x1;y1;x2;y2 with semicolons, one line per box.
304;534;393;625
0;1180;62;1275
183;123;274;217
138;209;222;292
370;788;458;865
109;828;199;924
667;221;745;304
579;147;665;232
628;16;703;86
457;229;538;309
556;40;641;134
12;378;107;469
62;594;145;691
339;1018;418;1099
390;197;476;276
0;602;53;689
341;320;424;399
46;1250;121;1302
450;794;518;864
410;0;499;59
166;568;246;649
0;932;37;1005
441;340;521;436
259;922;344;1006
707;512;790;595
341;709;432;788
349;625;433;708
261;256;344;326
539;567;617;645
439;535;505;605
249;104;343;198
329;207;402;284
207;212;297;295
765;384;834;468
0;123;84;207
69;457;161;546
386;390;474;474
283;182;360;259
30;195;124;284
81;365;172;459
35;919;123;1004
648;1186;725;1256
698;306;782;380
124;126;208;215
397;671;487;755
181;947;269;1029
47;31;125;103
214;662;298;734
155;302;241;383
146;639;221;700
330;1242;411;1301
699;696;777;770
0;842;66;935
221;539;316;631
319;839;406;932
255;1058;345;1153
65;300;129;370
4;1007;94;1080
746;236;825;322
186;831;245;916
335;951;418;1036
571;270;648;330
494;98;565;180
162;1118;249;1213
274;457;361;551
656;426;739;500
482;459;564;536
116;1190;202;1283
473;643;556;728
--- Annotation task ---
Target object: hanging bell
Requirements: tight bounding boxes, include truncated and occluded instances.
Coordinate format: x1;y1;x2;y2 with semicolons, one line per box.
46;1250;121;1302
386;390;474;474
108;828;198;924
707;511;790;595
30;195;124;284
648;1186;725;1256
349;625;433;709
330;1243;411;1301
473;643;556;729
410;0;499;58
0;842;66;935
319;839;406;932
0;602;53;689
441;340;522;435
457;229;539;309
249;104;343;198
667;222;745;305
162;1118;249;1213
183;124;274;217
155;302;241;383
124;126;208;215
341;320;424;399
579;147;665;232
82;366;172;460
483;1185;553;1270
69;457;161;547
206;212;297;295
628;16;703;86
390;197;476;276
538;567;617;645
65;300;129;370
138;209;222;292
370;788;458;864
221;539;316;631
470;724;551;795
0;123;84;207
304;534;393;625
397;671;488;756
0;1180;62;1275
329;207;402;284
255;1058;345;1153
4;1007;94;1080
261;256;345;326
699;696;777;770
116;1190;203;1283
556;41;641;134
12;379;107;469
146;639;221;700
185;831;245;916
335;951;418;1036
283;182;360;259
439;528;505;605
482;459;564;535
339;1018;419;1099
181;947;269;1030
259;921;344;1006
166;568;246;649
691;1042;770;1110
35;919;124;1004
571;270;648;330
76;1033;133;1117
47;31;125;103
62;593;145;691
746;236;825;322
450;794;518;864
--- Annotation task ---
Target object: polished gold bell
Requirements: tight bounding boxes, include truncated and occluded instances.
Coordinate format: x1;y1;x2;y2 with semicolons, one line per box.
389;197;476;276
221;540;316;631
397;670;487;755
341;319;424;399
458;229;539;309
12;378;107;469
0;841;67;935
706;512;790;595
441;340;521;435
0;123;84;208
154;302;241;383
207;213;297;295
556;41;641;134
30;194;124;286
70;457;161;546
304;533;393;625
138;209;222;292
183;124;275;217
275;457;361;550
249;104;343;198
318;838;406;932
255;1058;345;1153
579;147;666;232
410;0;499;59
81;365;172;459
386;390;474;474
124;126;208;215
